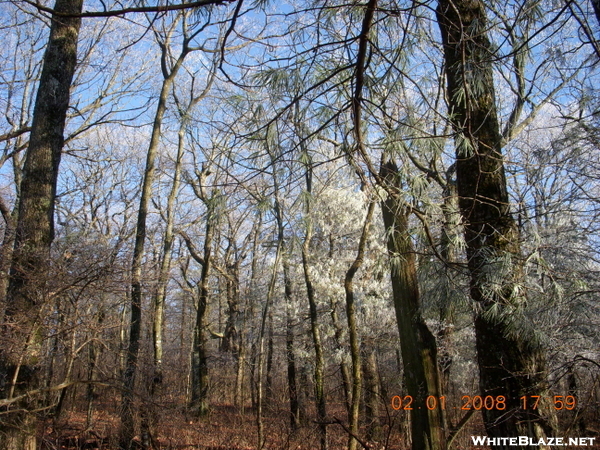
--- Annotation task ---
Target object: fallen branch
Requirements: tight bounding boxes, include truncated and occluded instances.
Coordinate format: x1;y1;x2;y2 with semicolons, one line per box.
319;417;372;450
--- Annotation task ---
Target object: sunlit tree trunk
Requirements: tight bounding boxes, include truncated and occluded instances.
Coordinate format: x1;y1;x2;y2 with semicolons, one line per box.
189;217;213;418
120;16;189;448
344;200;374;450
437;0;554;445
362;341;381;442
0;1;82;448
139;105;186;447
380;161;446;450
183;165;217;417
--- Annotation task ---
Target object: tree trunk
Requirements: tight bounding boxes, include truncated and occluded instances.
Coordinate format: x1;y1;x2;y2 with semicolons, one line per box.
240;211;261;410
436;0;554;445
363;342;381;442
221;260;240;354
256;198;284;449
0;0;82;448
265;310;274;404
344;200;375;450
0;203;17;310
234;331;246;408
330;299;352;414
189;201;215;417
86;310;104;430
140;104;186;448
282;241;301;429
120;19;189;448
380;161;446;450
438;174;460;392
301;166;328;450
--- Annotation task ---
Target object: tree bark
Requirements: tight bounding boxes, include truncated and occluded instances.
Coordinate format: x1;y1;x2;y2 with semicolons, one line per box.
187;178;216;417
438;173;460;392
120;18;189;449
0;200;17;311
301;166;328;450
380;161;446;450
255;197;283;449
362;341;381;442
0;1;83;448
344;200;375;450
436;0;554;445
330;298;352;415
280;229;301;429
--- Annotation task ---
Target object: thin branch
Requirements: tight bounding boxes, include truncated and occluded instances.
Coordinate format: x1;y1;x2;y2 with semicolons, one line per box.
177;229;206;267
447;408;476;449
20;0;236;18
0;127;31;143
323;417;371;450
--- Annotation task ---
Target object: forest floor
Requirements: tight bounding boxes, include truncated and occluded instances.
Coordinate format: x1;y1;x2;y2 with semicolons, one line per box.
41;396;596;449
41;400;415;450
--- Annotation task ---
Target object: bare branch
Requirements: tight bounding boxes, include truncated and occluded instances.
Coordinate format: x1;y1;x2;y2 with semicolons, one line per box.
20;0;236;18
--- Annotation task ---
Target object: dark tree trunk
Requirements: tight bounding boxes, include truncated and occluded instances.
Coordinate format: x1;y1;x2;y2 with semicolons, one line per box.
380;161;446;450
301;167;328;450
189;210;214;417
221;262;240;354
436;0;554;445
120;21;190;448
0;204;17;311
0;1;82;448
282;249;301;429
592;0;600;28
330;300;352;414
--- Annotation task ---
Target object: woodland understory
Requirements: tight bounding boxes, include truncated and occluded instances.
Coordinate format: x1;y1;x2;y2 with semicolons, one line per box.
1;1;600;450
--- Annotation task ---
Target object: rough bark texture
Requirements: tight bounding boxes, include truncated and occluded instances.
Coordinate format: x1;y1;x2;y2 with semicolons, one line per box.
189;206;214;417
380;161;446;450
0;1;82;448
436;0;554;445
